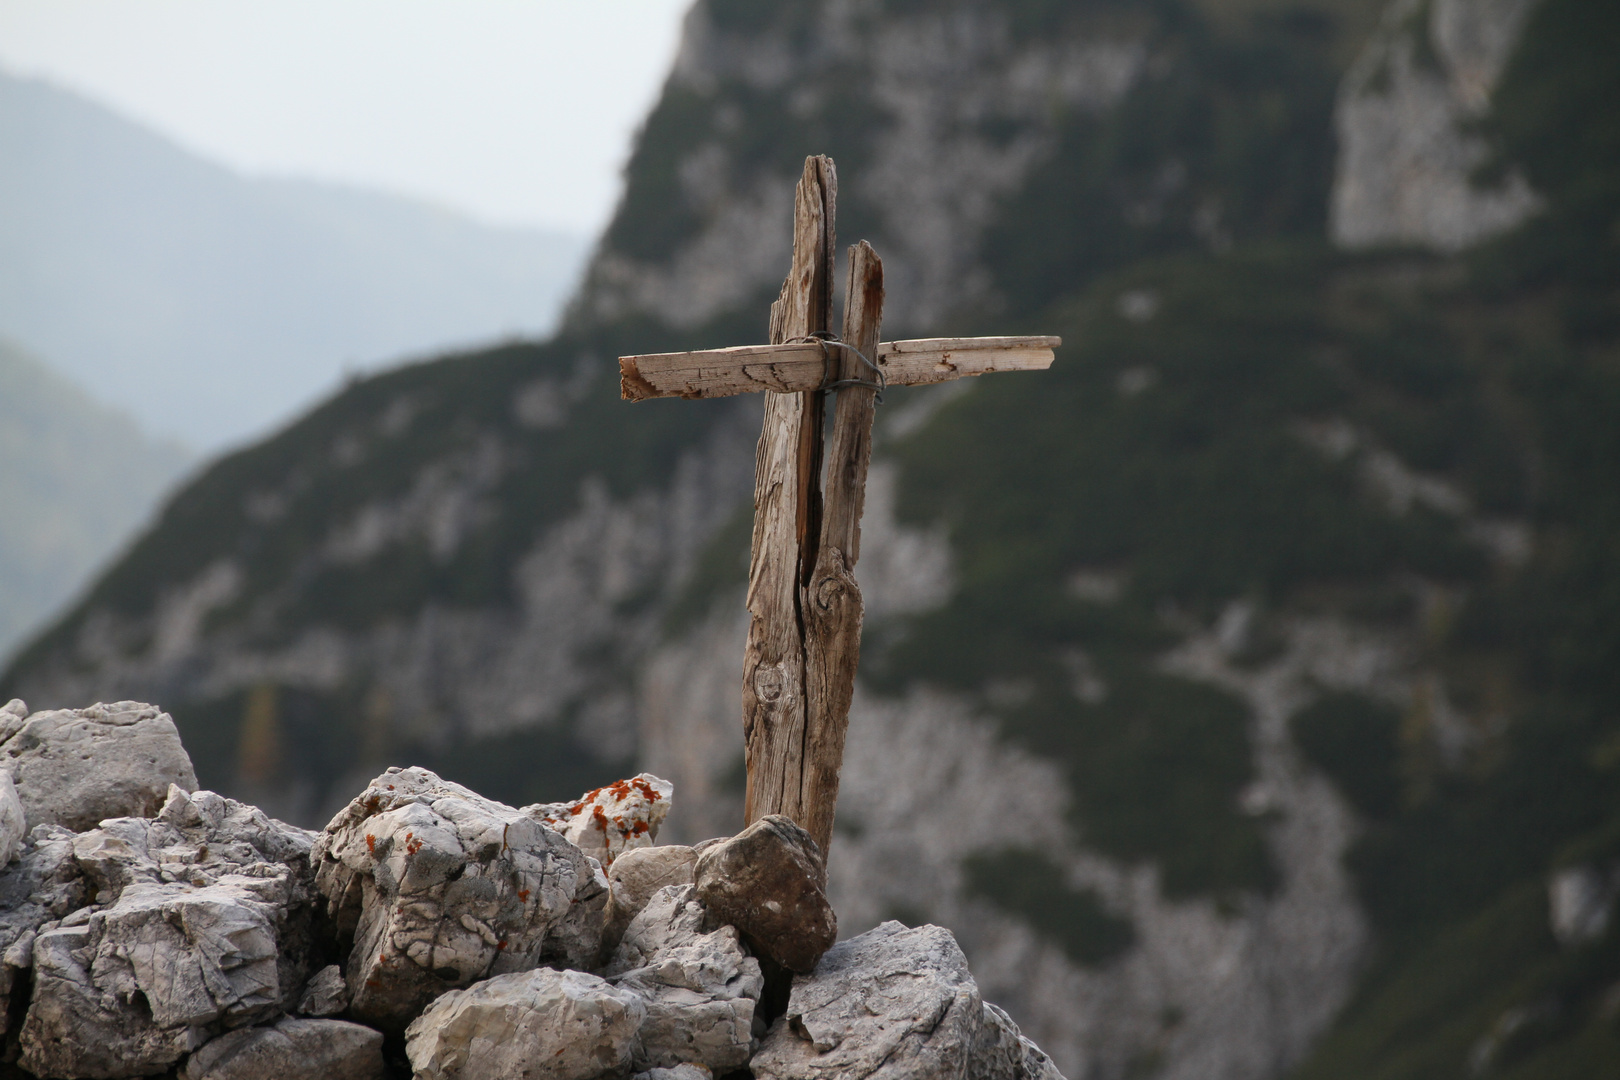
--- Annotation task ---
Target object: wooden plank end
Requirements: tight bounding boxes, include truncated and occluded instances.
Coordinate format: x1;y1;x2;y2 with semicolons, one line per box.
619;356;661;402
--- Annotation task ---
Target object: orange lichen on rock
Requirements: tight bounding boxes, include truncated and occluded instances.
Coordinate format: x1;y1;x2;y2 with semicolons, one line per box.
523;772;674;867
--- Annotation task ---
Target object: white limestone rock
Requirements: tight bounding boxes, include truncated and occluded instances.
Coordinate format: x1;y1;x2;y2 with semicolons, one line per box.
0;825;87;1036
20;922;204;1078
971;1002;1067;1080
296;964;350;1017
313;766;608;1031
635;1068;713;1080
0;769;26;866
546;852;614;974
86;880;282;1023
751;921;984;1080
67;784;318;965
405;966;646;1080
527;772;674;867
21;880;291;1076
180;1017;385;1080
604;843;698;955
16;786;321;1079
0;699;27;739
0;700;198;831
604;884;762;1073
70;784;316;900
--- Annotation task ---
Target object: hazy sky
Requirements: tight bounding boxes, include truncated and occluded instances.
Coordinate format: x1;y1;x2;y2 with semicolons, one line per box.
0;0;692;235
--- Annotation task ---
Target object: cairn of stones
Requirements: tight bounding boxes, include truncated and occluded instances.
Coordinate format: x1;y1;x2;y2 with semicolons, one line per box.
0;698;1062;1080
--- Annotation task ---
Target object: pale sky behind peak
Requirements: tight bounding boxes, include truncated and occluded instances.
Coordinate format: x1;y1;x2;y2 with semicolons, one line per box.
0;0;693;236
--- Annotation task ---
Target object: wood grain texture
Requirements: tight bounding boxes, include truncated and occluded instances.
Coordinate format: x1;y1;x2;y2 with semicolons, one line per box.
799;240;883;857
876;335;1059;386
742;155;836;832
618;342;827;400
618;335;1059;401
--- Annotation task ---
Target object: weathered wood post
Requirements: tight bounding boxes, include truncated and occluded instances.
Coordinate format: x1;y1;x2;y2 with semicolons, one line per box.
741;155;837;847
618;154;1057;860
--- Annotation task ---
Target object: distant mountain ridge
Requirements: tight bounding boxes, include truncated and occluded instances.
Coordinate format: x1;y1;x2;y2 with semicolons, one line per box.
0;337;189;664
0;70;589;449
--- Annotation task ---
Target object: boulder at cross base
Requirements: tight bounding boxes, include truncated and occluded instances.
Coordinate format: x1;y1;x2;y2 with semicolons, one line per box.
405;967;646;1080
18;786;321;1080
0;700;197;831
603;884;763;1073
752;921;1068;1080
527;773;674;867
180;1017;385;1080
603;843;698;955
693;815;835;974
312;766;609;1032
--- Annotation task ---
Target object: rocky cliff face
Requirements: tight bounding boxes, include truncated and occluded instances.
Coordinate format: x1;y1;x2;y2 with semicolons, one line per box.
1329;0;1542;249
8;0;1619;1078
579;0;1144;335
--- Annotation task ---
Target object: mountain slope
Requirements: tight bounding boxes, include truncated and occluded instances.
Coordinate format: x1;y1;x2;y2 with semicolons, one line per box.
0;71;588;449
6;0;1619;1078
0;337;190;664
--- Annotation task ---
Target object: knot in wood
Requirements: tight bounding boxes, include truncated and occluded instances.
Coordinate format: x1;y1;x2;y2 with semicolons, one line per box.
812;573;852;613
752;663;790;704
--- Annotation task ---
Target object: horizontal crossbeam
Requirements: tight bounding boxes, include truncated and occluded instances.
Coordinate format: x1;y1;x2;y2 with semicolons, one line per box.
619;335;1060;402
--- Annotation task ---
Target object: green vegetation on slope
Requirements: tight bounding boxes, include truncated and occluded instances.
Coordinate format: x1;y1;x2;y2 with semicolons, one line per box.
867;242;1514;901
984;2;1344;321
1288;1;1620;1072
964;846;1137;965
881;19;1620;1070
860;0;1620;1030
1296;861;1620;1080
1291;693;1403;821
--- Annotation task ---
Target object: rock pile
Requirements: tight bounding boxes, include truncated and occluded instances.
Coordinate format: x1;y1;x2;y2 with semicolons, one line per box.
312;766;611;1030
0;700;1063;1080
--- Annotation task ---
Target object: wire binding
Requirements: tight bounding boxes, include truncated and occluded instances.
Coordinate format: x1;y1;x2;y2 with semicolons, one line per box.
785;331;885;403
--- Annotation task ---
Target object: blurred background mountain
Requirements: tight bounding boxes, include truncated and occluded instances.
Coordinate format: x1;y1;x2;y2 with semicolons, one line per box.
0;70;589;451
0;69;590;660
0;335;190;664
5;0;1619;1078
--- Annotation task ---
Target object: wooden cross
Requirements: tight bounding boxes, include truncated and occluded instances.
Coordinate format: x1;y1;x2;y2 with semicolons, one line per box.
619;155;1057;859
